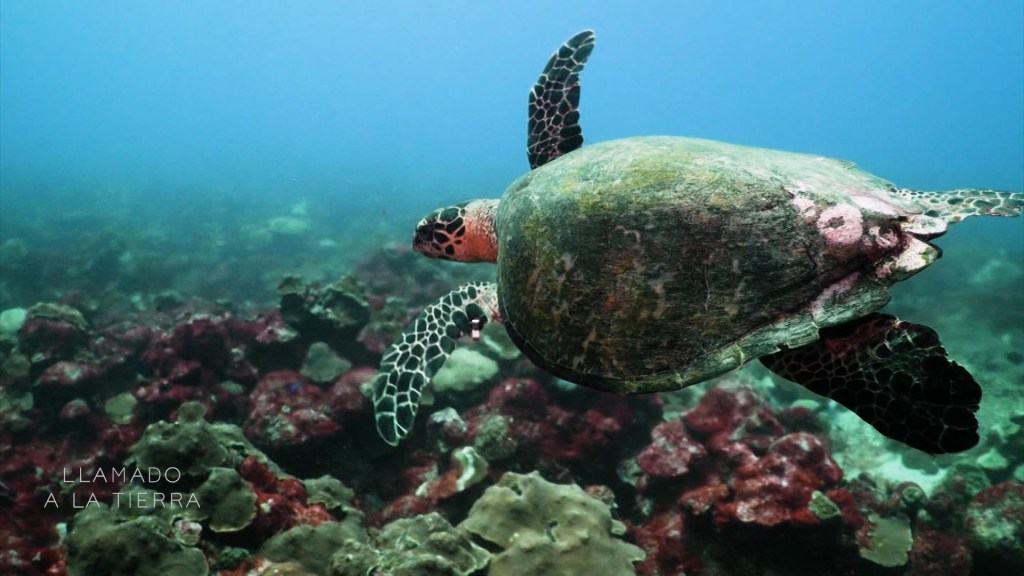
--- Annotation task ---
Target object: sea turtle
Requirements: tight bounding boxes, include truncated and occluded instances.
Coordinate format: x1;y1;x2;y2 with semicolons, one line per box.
373;30;1022;453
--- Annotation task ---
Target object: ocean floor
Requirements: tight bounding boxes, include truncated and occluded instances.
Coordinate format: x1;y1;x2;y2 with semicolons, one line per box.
1;197;1022;576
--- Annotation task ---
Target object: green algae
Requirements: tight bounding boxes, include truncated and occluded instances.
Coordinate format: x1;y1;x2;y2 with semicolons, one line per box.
129;401;275;477
104;392;137;425
858;513;912;568
67;505;208;576
301;341;351;384
330;512;487;576
262;521;368;576
190;467;257;532
459;471;645;575
472;414;517;462
808;490;840;521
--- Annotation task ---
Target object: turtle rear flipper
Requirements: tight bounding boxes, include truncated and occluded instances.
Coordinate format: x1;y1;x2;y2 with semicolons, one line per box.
761;313;981;454
373;282;499;446
893;188;1024;223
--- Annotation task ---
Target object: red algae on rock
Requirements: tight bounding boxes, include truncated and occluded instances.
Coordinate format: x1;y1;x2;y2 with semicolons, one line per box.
632;510;696;576
244;370;342;450
965;480;1024;572
633;385;843;530
636;419;707;480
907;527;972;576
723;432;843;527
238;455;335;539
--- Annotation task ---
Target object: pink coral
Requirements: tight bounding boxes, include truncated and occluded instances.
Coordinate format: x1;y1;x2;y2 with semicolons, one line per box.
237;455;334;539
0;412;141;576
36;361;101;389
370;450;440;525
18;315;88;360
634;384;845;532
719;432;842;527
907;527;972;576
636;419;707;480
632;510;695;576
168;316;233;369
324;367;375;415
682;386;783;451
463;377;653;466
244;370;342;450
965;480;1024;571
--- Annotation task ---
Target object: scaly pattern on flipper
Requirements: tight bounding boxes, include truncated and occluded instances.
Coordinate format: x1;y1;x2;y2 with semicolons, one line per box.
527;30;595;169
761;313;981;454
373;282;499;446
892;188;1024;222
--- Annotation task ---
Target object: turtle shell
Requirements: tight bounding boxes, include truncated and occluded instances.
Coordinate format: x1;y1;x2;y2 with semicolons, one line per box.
495;136;932;393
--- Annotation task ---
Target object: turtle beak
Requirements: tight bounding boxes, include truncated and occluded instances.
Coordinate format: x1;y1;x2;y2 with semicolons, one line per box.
413;221;433;250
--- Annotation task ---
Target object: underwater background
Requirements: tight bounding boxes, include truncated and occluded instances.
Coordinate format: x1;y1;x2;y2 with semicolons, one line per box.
1;1;1022;575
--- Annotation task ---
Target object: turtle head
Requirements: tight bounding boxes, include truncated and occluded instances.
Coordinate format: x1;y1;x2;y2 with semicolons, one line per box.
413;199;499;263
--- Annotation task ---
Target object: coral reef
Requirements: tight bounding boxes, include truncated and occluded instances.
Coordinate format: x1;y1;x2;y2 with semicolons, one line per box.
332;512;487;576
262;521;367;575
243;370;342;452
460;471;646;575
965;481;1024;573
66;505;209;576
2;241;1022;576
300;342;351;384
635;386;844;529
57;402;364;575
277;276;370;360
432;347;499;396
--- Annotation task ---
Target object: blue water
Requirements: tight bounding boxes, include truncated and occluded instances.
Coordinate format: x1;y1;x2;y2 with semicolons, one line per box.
2;0;1020;347
2;1;1021;225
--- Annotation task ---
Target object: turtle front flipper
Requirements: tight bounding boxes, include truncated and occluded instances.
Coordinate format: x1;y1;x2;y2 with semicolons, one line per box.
761;313;981;454
373;282;500;446
527;30;595;169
